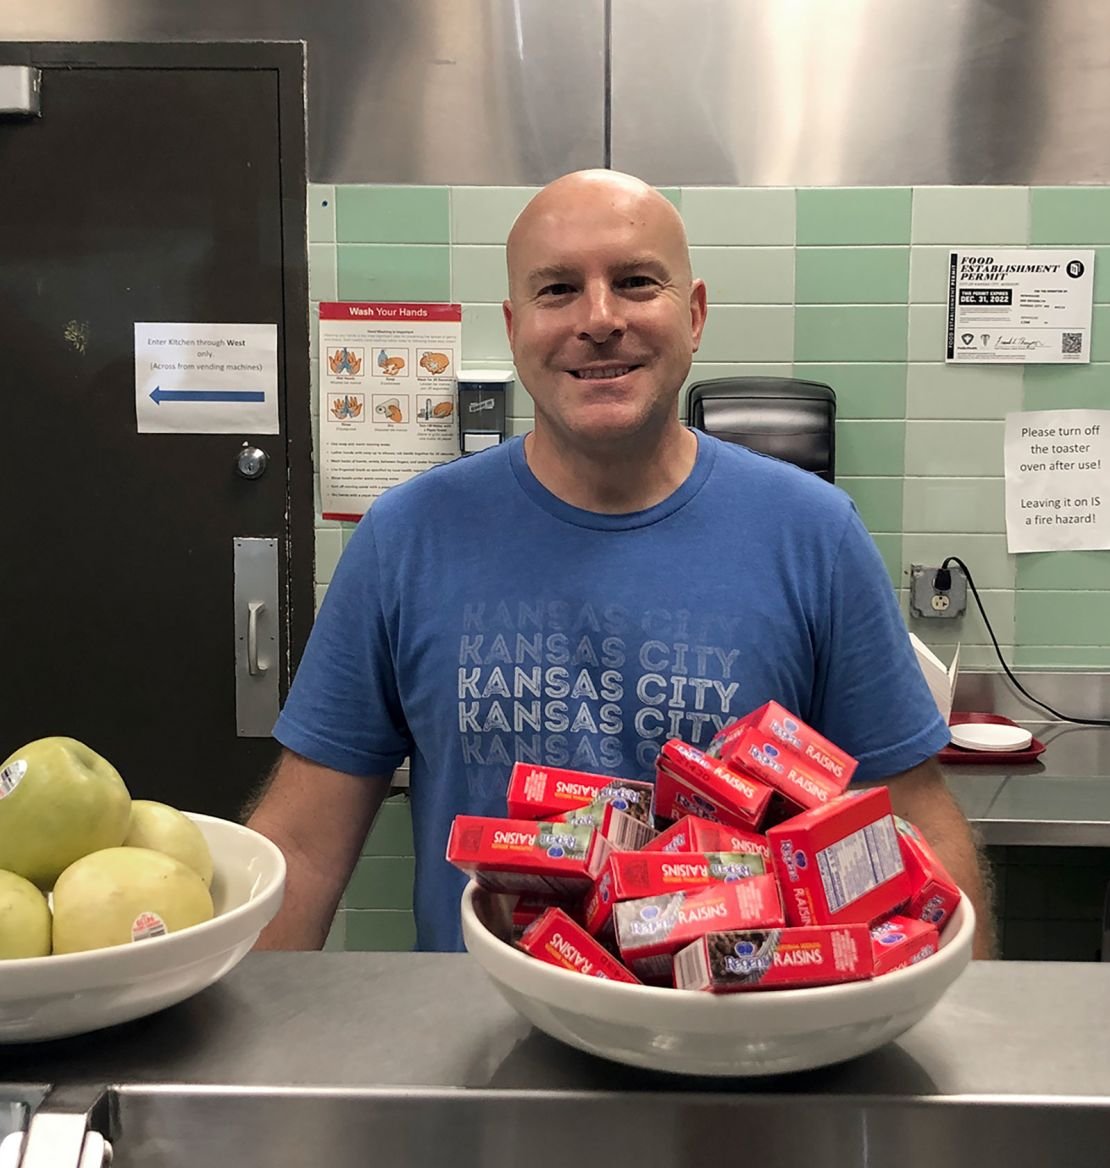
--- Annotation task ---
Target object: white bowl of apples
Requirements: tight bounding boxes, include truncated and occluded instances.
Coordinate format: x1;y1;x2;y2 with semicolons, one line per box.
0;738;284;1043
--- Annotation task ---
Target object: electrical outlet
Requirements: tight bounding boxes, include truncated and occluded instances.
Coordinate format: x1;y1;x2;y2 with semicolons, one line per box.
908;564;967;619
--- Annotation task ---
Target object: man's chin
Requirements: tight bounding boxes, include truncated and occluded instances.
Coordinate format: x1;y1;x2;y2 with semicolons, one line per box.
562;409;674;450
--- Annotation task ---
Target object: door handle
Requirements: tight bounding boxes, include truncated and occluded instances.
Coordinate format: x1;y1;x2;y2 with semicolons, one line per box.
234;538;279;737
247;600;267;676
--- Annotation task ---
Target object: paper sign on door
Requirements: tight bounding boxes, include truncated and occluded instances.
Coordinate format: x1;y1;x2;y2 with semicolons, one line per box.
135;322;279;434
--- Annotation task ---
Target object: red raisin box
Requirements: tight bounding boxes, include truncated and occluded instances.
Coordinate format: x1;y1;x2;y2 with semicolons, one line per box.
583;849;767;938
614;875;784;980
643;814;771;863
870;915;940;976
447;815;611;898
895;817;962;930
506;762;654;824
518;908;641;984
767;787;913;927
510;893;555;941
712;722;850;812
558;798;656;852
674;924;871;992
714;702;858;785
654;739;772;830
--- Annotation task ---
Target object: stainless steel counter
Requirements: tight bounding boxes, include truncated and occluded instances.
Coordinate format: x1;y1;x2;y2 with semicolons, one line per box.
944;724;1110;846
2;953;1108;1096
3;955;1110;1166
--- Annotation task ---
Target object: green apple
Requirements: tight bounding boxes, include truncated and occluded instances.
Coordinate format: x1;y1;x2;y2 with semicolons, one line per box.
0;737;132;890
0;869;51;959
124;800;214;888
52;847;214;955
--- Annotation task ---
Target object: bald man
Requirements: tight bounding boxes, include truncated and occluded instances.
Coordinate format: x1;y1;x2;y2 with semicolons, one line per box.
251;170;991;955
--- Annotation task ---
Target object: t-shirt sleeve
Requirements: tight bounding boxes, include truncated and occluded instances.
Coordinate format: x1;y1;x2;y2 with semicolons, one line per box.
273;516;412;777
809;503;951;782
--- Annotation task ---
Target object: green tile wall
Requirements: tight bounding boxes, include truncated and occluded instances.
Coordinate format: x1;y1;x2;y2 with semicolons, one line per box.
341;795;417;952
307;183;1110;951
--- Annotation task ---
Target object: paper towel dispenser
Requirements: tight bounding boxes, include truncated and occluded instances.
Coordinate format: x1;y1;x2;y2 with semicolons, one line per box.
687;376;836;482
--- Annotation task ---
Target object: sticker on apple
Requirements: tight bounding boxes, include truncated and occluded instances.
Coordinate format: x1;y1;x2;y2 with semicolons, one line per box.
131;911;168;942
0;760;27;799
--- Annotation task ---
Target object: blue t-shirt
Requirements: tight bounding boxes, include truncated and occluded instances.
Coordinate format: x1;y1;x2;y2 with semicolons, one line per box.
275;432;948;951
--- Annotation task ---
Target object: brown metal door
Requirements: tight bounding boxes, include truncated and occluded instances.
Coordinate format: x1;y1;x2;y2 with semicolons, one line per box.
0;43;312;820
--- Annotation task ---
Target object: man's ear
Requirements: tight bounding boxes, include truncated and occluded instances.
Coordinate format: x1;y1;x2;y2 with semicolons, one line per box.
502;299;515;349
689;279;708;352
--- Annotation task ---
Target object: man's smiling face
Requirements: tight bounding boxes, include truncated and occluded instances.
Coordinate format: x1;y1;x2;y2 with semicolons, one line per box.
503;173;706;452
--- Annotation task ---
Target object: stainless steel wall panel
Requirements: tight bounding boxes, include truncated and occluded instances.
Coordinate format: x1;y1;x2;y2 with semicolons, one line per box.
1;0;606;184
612;0;1110;186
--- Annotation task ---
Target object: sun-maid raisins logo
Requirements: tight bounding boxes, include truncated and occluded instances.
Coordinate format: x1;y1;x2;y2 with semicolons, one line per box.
876;930;905;946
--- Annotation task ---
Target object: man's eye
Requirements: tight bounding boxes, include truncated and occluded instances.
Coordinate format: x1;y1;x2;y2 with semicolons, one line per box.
538;283;575;297
620;275;658;289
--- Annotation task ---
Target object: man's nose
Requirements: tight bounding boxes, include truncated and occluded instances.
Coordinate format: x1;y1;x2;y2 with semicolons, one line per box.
576;282;625;343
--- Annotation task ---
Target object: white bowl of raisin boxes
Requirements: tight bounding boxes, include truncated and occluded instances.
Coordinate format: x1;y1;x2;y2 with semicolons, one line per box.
461;882;975;1077
0;814;285;1043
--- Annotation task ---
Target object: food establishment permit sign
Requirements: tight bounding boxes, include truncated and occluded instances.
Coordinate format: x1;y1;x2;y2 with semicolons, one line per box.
319;302;462;520
945;249;1094;364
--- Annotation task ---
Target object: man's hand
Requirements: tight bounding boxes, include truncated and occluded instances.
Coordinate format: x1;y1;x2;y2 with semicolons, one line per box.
245;750;392;950
862;757;995;959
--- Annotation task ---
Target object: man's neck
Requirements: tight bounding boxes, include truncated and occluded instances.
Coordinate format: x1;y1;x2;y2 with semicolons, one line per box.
523;423;699;514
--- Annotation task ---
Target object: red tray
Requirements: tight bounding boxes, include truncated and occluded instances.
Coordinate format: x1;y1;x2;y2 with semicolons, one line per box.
937;712;1046;765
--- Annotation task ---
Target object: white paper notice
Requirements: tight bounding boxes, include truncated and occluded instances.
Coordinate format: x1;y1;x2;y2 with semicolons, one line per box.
946;249;1094;363
318;302;462;519
135;323;279;434
1005;410;1110;552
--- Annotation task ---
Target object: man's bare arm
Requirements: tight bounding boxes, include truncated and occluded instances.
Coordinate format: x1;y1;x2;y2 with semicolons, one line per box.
245;749;392;950
861;757;995;959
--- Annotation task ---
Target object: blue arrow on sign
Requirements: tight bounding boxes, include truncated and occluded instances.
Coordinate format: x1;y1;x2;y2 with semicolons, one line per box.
150;386;265;405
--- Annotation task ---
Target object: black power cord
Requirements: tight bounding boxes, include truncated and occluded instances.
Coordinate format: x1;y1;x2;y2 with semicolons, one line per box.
935;555;1110;727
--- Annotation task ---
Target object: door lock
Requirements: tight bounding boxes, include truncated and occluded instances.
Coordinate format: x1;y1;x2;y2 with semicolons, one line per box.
236;444;269;479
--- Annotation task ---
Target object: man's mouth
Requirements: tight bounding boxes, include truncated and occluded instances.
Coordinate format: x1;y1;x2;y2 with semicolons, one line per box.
570;365;640;380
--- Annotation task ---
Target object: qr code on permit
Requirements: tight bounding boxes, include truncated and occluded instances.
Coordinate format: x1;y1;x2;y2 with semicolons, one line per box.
1062;332;1083;354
